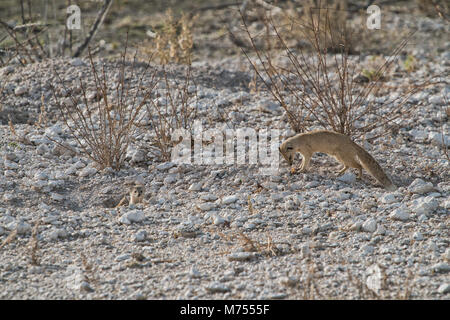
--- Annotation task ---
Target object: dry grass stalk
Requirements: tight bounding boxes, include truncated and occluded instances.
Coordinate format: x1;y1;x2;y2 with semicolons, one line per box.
145;65;198;161
29;220;40;266
0;230;18;250
35;94;47;128
8;114;32;145
146;9;196;65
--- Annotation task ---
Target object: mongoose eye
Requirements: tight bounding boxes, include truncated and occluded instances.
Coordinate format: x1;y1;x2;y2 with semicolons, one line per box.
286;146;293;151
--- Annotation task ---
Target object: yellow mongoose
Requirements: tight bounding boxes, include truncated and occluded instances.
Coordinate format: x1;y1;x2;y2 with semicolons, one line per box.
279;130;396;191
115;184;145;207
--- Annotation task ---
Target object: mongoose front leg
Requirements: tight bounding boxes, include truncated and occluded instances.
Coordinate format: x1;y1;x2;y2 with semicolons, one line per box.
298;154;311;173
337;165;348;176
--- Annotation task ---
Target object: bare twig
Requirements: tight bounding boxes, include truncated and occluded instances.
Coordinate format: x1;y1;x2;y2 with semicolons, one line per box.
73;0;113;57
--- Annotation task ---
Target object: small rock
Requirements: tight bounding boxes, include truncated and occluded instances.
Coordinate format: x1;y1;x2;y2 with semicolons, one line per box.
222;195;238;205
431;263;450;273
411;196;439;216
188;182;203;191
438;283;450;294
279;276;298;288
50;193;65;201
119;210;145;224
14;86;27;96
412;232;424;241
362;218;377;233
205;282;230;293
78;167;97;177
156;162;176;171
133;230;147;242
337;172;356;183
227;252;256;262
163;175;176;185
379;193;397;204
211;214;226;226
197;202;216;211
444;248;450;261
189;266;202;279
71;58;85;66
200;194;218;202
390;208;410;221
408;178;434;194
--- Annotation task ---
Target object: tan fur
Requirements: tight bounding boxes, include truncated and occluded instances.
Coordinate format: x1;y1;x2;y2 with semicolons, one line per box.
279;130;396;191
115;184;145;208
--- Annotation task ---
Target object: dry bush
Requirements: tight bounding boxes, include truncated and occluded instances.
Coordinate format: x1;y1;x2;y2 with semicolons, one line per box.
51;43;158;170
143;9;196;65
144;65;198;161
234;2;432;139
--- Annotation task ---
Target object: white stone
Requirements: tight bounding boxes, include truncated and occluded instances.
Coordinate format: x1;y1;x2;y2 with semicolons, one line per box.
134;230;147;242
379;193;397;204
205;282;230;293
227;252;255;262
366;264;382;294
444;248;450;261
212;215;226;226
432;263;450;273
408;178;434;194
14;86;27;96
197;202;216;211
438;283;450;294
156;162;175;171
200;194;218;202
429;132;449;147
188;182;203;191
50;193;65;201
4;160;19;170
123;210;145;223
362;218;377;233
78;167;97;177
413;232;424;241
411;196;439;215
390;208;410;221
337;172;356;183
222;195;238;205
163;175;176;185
71;58;85;66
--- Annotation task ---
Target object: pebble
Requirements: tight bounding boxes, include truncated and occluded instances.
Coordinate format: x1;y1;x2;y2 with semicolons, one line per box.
119;210;145;224
408;178;434;194
362;218;377;233
205;282;230;293
188;182;203;191
438;283;450;294
227;252;256;262
133;230;147;242
78;167;97;177
379;193;397;204
389;208;410;221
411;196;439;215
14;86;27;96
222;195;238;205
197;202;216;211
431;263;450;273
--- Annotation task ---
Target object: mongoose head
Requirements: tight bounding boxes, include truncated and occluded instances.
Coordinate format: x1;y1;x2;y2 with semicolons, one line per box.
130;185;144;204
279;141;294;166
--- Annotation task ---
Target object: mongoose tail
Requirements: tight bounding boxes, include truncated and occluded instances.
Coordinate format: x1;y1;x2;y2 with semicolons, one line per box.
353;144;397;191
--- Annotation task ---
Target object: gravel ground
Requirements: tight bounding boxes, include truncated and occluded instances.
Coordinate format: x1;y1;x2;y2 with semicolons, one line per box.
0;14;449;299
